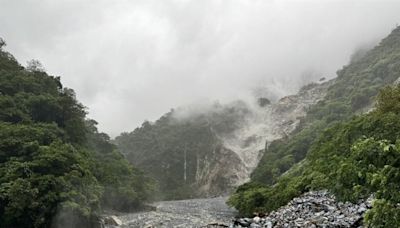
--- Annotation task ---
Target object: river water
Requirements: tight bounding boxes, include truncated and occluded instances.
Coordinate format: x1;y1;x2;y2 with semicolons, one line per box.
112;197;237;228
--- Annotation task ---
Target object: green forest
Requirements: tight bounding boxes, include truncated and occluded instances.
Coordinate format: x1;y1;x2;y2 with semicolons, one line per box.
228;27;400;227
0;39;154;228
114;101;250;200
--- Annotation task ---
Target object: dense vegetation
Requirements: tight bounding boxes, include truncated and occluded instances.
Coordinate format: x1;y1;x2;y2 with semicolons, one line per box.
229;85;400;226
115;101;250;200
116;112;219;200
229;27;400;227
0;39;153;228
251;26;400;185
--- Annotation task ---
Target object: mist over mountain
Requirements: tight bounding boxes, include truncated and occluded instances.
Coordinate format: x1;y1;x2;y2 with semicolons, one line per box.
1;0;400;136
114;77;332;199
229;25;400;227
2;1;400;227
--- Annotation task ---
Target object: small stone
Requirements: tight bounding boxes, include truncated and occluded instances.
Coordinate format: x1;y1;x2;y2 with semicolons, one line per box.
104;215;122;226
357;206;367;214
250;223;261;228
252;216;261;223
237;218;250;227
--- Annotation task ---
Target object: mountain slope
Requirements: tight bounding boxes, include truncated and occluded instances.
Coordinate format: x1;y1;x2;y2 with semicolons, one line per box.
115;77;331;199
0;40;153;228
228;26;400;226
115;102;250;199
251;26;400;185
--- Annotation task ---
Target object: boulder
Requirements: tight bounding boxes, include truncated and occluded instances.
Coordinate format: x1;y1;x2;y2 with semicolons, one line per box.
104;215;122;226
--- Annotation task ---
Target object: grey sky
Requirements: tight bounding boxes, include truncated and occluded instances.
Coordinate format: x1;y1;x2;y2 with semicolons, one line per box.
1;0;400;136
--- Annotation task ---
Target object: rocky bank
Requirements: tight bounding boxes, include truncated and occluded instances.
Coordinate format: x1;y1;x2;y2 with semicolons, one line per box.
230;191;372;228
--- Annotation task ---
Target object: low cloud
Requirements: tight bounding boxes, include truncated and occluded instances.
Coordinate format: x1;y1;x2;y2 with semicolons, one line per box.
1;0;399;136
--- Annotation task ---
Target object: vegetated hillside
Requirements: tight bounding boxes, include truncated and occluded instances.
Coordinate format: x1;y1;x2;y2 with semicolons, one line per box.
251;26;400;185
0;39;153;228
114;101;252;200
115;77;331;200
228;27;400;226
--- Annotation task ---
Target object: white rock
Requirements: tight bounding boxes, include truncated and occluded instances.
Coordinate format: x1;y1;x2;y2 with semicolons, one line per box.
252;216;261;223
104;215;122;226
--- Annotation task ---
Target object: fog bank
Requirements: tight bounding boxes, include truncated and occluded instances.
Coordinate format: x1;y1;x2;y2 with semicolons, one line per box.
0;0;399;136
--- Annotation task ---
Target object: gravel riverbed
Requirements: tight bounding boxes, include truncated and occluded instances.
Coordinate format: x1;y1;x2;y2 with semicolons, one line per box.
108;197;236;228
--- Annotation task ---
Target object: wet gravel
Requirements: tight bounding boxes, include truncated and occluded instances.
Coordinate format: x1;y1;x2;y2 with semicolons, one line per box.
113;197;236;228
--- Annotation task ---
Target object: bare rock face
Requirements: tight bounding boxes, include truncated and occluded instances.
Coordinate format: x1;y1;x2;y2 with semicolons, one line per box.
194;81;333;196
194;146;248;197
231;191;372;228
269;80;333;136
215;80;333;189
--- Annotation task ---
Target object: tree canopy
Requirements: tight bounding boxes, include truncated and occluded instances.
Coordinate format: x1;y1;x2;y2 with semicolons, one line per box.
0;40;153;228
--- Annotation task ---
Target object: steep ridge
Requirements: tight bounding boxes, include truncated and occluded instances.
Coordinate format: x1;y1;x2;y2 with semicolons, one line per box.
249;26;400;185
229;26;400;226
